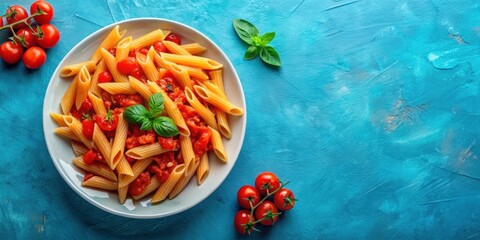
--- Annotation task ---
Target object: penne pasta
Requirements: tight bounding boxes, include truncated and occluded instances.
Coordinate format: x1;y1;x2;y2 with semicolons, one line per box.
82;176;117;191
196;153;209;185
184;87;217;129
160;52;223;70
125;143;169;160
98;82;137;95
180;43;207;55
91;25;126;63
72;157;117;181
101;48;129;83
118;158;153;188
169;158;200;199
92;124;113;169
137;48;160;82
118;185;128;204
110;114;128;170
115;36;133;61
162;40;191;55
209;70;231;139
116;156;134;176
131;29;164;49
153;52;193;89
60;75;78;114
72;141;88;157
50;112;67;127
179;65;209;80
88;92;107;116
179;135;195;177
54;127;80;142
209;127;227;162
151;164;185;203
129;76;152;100
75;65;92;110
132;176;160;200
193;85;243;116
63;115;93;149
59;60;97;78
89;59;107;96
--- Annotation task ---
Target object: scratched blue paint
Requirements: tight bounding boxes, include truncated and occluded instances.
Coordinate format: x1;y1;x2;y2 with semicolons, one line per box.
1;0;480;239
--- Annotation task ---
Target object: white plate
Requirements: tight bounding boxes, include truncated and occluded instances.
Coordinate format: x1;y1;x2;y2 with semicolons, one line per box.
42;18;246;219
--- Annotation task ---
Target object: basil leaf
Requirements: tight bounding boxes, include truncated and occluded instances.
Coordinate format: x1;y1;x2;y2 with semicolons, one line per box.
152;117;179;137
260;32;276;45
140;119;153;131
148;93;164;117
244;46;259;60
233;19;259;45
123;104;150;124
260;46;281;67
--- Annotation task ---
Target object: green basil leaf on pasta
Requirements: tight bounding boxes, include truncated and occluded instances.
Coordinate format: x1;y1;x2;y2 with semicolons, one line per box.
260;46;281;67
233;19;259;45
153;117;179;137
148;93;164;117
123;104;150;124
260;32;276;45
140;119;153;131
244;46;259;60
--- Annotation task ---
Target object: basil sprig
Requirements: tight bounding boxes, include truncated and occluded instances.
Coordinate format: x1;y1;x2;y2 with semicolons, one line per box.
233;19;281;67
123;93;179;137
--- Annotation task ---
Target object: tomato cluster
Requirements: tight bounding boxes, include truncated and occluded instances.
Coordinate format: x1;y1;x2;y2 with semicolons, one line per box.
0;1;59;69
234;172;297;235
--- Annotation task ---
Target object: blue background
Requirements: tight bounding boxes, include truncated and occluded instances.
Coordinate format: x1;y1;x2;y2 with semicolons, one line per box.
1;0;480;239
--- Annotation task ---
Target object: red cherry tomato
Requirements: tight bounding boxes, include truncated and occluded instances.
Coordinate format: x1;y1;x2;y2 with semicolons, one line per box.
22;46;46;69
273;188;296;211
237;185;261;209
153;41;167;53
30;1;54;25
6;5;29;29
83;150;97;165
82;118;94;139
165;33;181;45
15;28;37;48
234;210;255;235
129;67;145;81
0;41;24;64
93;111;118;132
36;24;60;49
0;17;3;28
116;57;139;75
255;172;281;196
98;71;113;83
254;200;279;226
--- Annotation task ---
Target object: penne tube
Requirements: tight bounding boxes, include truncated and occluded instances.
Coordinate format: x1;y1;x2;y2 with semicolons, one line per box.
54;127;80;142
208;70;231;138
137;48;160;82
110;114;128;170
179;65;209;80
118;185;128;204
196;153;209;185
91;25;126;63
60;60;97;78
116;156;134;176
153;52;193;89
92;124;113;169
115;36;132;61
75;65;92;110
88;92;107;116
209;127;227;162
129;76;152;100
82;176;117;191
151;164;185;203
50;112;67;127
169;158;200;199
131;29;164;49
180;43;206;55
98;82;137;95
179;135;195;177
101;48;129;83
72;157;117;181
125;143;169;160
72;141;88;157
162;40;191;55
89;59;107;96
160;52;222;70
63;115;93;149
60;75;78;114
184;87;217;129
118;158;153;188
193;85;243;116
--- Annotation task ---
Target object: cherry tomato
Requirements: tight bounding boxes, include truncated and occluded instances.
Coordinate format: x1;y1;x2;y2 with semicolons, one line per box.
94;111;118;132
274;188;296;211
30;1;54;25
137;47;148;56
165;33;181;45
83;150;97;165
80;97;93;112
15;28;37;48
6;5;29;29
153;41;167;53
128;171;151;196
129;67;145;81
234;210;255;235
255;172;281;196
22;46;46;69
36;24;60;49
237;185;261;209
0;41;24;64
0;17;3;28
98;71;113;83
82;117;94;139
117;57;139;75
254;200;279;226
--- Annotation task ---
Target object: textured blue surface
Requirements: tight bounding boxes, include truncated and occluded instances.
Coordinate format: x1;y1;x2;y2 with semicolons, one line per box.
1;0;480;239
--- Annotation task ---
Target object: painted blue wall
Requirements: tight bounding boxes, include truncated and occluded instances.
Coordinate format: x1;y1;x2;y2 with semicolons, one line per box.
1;0;479;239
